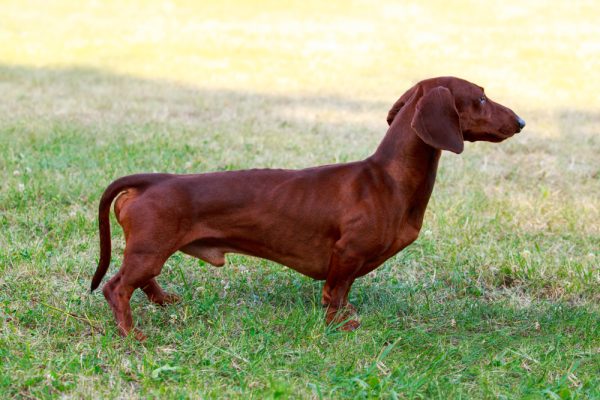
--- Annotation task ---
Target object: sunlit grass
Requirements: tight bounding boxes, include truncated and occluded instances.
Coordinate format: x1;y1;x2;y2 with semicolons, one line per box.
2;0;599;108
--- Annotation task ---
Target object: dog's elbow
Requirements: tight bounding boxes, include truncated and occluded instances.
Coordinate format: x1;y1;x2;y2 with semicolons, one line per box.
407;229;420;246
400;225;421;247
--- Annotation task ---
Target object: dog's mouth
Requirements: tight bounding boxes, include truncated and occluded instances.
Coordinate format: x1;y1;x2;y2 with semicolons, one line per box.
463;130;515;143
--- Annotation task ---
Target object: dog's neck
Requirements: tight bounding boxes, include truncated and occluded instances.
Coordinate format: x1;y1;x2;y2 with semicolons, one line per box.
370;116;441;187
369;116;442;226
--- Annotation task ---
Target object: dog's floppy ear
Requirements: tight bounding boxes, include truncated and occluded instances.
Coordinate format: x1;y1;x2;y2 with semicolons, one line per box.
387;84;419;126
411;86;463;154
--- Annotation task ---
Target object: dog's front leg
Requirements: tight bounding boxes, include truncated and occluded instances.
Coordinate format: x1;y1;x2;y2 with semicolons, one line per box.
322;247;362;331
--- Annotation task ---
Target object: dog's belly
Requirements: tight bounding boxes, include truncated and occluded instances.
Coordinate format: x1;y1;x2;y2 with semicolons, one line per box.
179;238;331;280
179;241;227;267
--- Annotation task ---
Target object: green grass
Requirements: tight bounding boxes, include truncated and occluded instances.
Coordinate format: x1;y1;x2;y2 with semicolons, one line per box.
1;1;599;398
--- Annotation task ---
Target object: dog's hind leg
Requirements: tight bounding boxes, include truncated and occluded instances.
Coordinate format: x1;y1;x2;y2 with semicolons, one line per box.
141;278;181;306
103;249;170;340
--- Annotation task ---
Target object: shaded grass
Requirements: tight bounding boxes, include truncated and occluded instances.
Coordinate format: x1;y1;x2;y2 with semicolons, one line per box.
2;256;599;398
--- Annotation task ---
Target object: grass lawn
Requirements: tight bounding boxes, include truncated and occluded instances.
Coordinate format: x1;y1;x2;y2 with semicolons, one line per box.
1;0;599;398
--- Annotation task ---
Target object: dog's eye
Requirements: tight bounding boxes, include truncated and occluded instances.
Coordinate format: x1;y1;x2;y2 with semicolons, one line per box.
479;96;487;104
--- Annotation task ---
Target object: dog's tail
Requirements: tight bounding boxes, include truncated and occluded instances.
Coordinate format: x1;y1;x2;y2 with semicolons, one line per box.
90;173;172;292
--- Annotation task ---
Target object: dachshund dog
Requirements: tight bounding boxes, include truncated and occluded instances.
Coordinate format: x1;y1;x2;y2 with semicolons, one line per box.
91;76;525;340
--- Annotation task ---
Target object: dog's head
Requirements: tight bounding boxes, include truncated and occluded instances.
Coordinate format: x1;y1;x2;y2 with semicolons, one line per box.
387;77;525;154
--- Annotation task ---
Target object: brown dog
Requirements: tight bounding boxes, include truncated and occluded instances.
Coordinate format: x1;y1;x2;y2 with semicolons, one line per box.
91;76;525;340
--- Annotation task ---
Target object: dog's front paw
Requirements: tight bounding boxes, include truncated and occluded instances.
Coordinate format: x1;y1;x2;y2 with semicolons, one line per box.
325;304;360;331
340;319;361;331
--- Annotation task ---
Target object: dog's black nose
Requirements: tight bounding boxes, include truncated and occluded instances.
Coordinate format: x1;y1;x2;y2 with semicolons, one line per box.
516;116;526;131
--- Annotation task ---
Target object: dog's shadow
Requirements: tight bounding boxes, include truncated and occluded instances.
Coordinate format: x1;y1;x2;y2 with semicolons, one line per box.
1;64;388;171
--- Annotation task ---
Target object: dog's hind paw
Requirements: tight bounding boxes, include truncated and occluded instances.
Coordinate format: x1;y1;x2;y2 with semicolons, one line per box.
147;292;181;306
162;293;181;305
132;328;147;341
